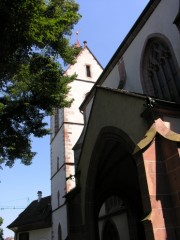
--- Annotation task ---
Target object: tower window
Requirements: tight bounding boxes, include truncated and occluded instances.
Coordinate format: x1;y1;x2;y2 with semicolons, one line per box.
86;65;91;77
57;191;60;207
57;157;59;171
54;108;59;134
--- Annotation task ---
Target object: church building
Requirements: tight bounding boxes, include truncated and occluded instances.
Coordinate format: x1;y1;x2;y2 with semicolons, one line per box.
8;0;180;239
64;0;180;239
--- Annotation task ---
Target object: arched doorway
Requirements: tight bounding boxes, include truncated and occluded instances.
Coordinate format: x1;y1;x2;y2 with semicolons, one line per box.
85;127;146;240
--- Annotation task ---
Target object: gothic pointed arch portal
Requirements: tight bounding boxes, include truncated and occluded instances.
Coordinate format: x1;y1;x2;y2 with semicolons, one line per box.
84;127;146;240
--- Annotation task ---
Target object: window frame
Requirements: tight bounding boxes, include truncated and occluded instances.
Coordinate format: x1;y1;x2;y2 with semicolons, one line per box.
141;35;180;103
86;65;91;78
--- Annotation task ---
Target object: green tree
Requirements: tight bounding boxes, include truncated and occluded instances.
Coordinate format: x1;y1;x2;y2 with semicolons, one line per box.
0;0;81;167
0;217;3;240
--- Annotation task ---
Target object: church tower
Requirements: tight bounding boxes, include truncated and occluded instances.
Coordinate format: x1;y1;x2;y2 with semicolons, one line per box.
50;41;103;240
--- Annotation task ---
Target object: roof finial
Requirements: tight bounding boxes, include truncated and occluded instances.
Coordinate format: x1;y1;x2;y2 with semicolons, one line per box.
37;191;42;202
83;40;87;48
75;31;81;48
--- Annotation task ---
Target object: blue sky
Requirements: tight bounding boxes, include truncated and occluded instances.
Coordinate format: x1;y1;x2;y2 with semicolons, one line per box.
0;0;149;238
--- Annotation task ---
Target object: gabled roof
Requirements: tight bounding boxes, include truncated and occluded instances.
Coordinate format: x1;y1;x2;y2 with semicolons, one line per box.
7;196;51;232
64;45;103;75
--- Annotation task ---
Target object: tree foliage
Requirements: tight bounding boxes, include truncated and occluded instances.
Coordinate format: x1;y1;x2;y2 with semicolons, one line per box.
0;217;3;240
0;0;81;167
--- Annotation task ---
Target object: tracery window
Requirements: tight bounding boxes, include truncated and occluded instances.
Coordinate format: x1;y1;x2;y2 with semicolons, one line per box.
142;37;180;103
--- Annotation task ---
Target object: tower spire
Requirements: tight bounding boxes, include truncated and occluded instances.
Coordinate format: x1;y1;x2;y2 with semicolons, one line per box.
75;31;81;48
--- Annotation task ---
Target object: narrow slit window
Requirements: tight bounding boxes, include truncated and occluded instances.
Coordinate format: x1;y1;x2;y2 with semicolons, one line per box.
57;157;59;171
54;108;59;134
57;191;60;207
86;65;91;77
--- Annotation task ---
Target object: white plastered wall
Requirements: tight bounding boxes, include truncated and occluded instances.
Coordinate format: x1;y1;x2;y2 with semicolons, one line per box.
52;206;68;240
103;0;180;93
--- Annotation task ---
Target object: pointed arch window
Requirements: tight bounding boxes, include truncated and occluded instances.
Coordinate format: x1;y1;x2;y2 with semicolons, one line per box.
58;224;62;240
142;37;180;103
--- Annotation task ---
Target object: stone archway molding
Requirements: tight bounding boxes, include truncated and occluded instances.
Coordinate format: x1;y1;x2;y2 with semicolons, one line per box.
133;118;180;154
